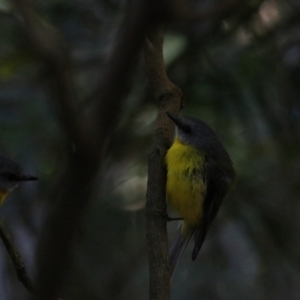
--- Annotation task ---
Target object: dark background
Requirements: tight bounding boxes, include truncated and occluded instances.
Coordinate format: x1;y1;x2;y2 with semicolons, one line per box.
0;0;300;299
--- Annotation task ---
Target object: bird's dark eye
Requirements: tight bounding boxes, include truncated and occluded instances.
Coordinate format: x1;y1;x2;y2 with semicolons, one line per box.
182;125;191;133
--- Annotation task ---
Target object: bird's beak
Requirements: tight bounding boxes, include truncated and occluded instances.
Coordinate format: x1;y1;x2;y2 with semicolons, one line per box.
19;174;39;181
166;112;182;128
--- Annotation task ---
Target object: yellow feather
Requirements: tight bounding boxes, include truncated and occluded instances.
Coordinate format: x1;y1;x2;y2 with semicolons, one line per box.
165;139;206;236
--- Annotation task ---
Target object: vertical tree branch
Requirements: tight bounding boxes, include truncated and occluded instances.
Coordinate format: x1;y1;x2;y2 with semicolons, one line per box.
144;27;182;300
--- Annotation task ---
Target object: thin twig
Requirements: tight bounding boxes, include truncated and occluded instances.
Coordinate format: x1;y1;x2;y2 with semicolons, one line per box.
0;216;35;294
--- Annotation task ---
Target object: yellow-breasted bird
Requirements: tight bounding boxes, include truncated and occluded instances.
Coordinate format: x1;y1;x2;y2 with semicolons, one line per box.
0;154;38;206
165;112;236;275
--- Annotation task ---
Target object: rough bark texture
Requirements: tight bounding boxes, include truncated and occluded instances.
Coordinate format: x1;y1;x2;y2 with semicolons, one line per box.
145;27;182;300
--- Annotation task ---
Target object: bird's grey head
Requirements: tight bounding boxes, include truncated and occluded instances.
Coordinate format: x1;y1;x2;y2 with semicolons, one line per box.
166;112;220;149
0;155;38;192
166;112;235;181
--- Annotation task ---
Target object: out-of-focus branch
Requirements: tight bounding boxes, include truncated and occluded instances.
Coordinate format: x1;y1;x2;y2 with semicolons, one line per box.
13;0;88;153
188;0;242;23
144;26;182;300
11;0;174;300
11;1;95;298
91;1;170;148
0;217;35;294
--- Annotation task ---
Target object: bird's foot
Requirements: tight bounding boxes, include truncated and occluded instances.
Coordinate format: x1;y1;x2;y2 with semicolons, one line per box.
166;215;183;222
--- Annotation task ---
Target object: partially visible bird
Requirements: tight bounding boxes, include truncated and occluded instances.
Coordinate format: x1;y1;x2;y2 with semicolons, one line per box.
0;154;38;206
165;112;236;276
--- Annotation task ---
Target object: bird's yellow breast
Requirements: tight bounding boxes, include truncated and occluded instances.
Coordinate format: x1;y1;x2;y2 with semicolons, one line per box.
165;139;206;232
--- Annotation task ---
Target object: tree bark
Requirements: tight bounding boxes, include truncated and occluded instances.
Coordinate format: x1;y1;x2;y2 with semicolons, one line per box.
144;26;182;300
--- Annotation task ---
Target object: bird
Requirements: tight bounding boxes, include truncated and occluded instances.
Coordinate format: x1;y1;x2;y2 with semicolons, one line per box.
165;112;236;276
0;154;38;206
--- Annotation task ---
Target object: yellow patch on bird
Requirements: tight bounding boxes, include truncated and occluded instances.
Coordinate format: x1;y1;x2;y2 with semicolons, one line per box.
0;190;8;206
165;139;206;236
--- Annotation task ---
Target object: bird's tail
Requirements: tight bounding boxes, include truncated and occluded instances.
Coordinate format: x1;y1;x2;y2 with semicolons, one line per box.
169;229;194;277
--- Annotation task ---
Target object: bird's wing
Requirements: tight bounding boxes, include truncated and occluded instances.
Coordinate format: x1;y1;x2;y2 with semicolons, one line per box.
169;228;194;277
192;158;232;260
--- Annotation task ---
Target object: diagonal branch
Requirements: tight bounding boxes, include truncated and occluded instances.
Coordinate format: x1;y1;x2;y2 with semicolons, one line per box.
0;217;35;294
13;0;88;153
